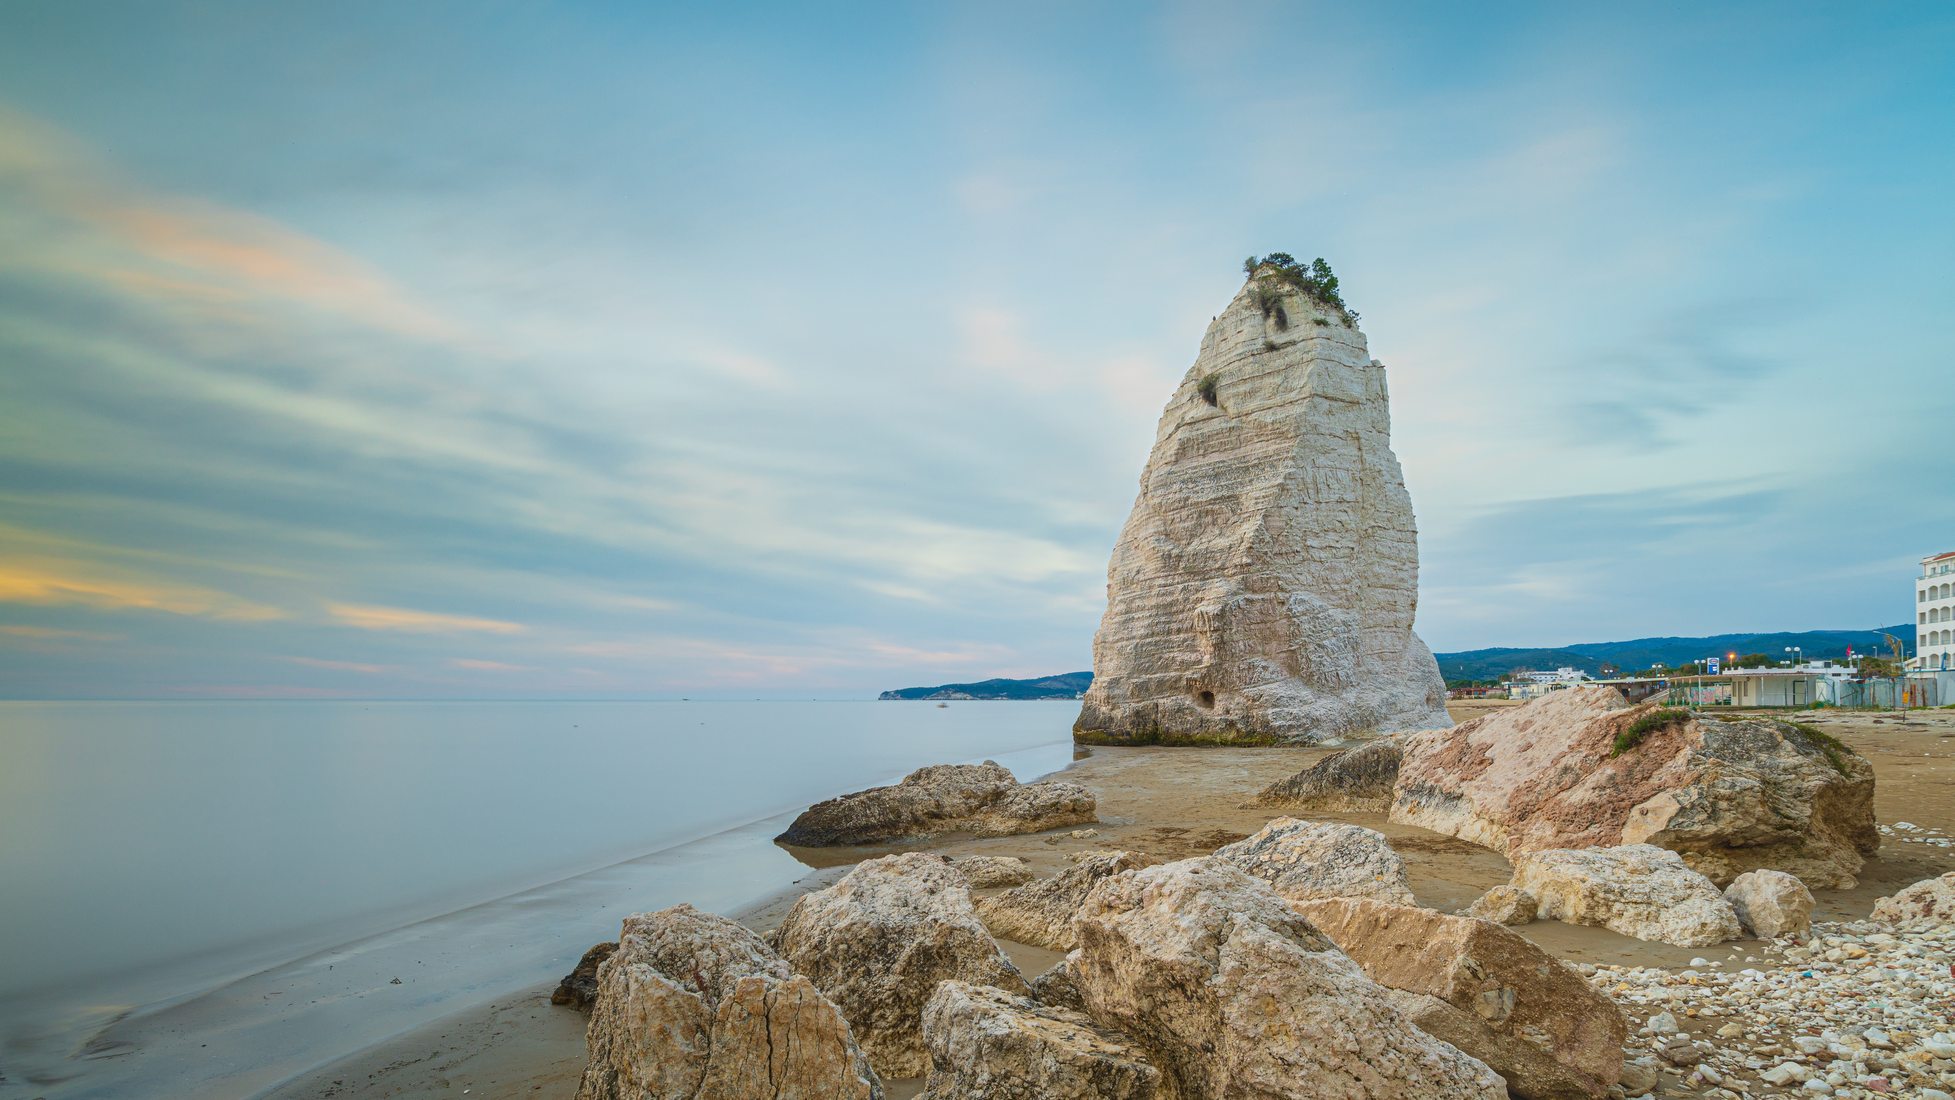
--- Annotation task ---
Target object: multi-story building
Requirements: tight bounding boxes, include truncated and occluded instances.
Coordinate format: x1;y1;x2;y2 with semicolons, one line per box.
1918;550;1955;671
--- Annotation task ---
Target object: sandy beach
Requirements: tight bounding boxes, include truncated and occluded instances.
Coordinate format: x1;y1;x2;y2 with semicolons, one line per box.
269;702;1955;1099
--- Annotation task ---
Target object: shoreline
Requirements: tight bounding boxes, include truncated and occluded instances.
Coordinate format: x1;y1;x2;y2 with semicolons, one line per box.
272;702;1955;1099
1;728;1075;1100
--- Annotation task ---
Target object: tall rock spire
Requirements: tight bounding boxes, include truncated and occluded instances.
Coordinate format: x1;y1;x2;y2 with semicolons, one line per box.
1074;263;1451;745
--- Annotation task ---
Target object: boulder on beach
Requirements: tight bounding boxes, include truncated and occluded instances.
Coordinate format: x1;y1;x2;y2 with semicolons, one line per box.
1255;736;1403;811
1294;897;1627;1100
1212;817;1415;905
775;761;1096;846
1510;845;1743;947
1072;266;1453;746
575;904;881;1100
770;852;1027;1078
920;980;1160;1100
976;849;1144;951
1724;869;1814;939
1871;871;1955;925
1463;885;1538;926
952;855;1036;888
1069;856;1507;1099
1386;687;1878;888
550;941;617;1010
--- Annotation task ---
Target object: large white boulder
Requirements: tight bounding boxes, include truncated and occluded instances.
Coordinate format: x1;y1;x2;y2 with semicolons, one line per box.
575;904;881;1100
1295;897;1628;1099
776;761;1095;846
770;853;1026;1077
976;849;1143;950
1510;845;1743;947
1213;818;1415;905
1069;856;1506;1098
919;981;1160;1100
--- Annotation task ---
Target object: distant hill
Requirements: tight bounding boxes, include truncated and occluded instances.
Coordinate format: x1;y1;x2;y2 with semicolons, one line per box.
879;672;1092;701
1435;626;1916;682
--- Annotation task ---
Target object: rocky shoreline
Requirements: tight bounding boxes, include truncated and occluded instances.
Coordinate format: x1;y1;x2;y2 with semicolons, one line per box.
272;702;1955;1100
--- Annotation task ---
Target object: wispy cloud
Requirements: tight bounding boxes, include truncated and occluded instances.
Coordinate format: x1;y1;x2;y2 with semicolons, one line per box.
284;656;390;674
327;604;525;635
0;562;285;621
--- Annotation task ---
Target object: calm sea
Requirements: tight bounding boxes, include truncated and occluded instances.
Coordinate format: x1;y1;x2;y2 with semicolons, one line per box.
0;699;1078;1098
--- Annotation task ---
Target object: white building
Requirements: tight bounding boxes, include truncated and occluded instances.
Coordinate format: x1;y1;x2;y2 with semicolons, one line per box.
1516;667;1589;684
1918;550;1955;672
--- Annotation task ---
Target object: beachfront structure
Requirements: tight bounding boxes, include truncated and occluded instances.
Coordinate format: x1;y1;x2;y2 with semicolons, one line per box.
1918;550;1955;671
1516;668;1589;684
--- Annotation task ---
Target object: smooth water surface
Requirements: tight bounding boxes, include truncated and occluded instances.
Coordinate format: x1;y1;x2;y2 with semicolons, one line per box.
0;700;1077;1097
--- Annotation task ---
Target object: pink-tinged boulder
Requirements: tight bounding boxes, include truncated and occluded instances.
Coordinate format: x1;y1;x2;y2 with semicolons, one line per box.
1295;897;1627;1099
575;904;881;1100
1872;871;1955;926
1389;687;1877;887
770;853;1027;1078
776;761;1095;846
1069;857;1506;1099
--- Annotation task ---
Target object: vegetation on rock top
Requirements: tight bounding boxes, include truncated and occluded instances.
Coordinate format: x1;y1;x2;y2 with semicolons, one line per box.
1242;252;1357;324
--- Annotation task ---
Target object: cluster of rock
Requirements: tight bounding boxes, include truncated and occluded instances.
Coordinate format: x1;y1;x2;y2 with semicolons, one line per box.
1073;273;1452;746
775;761;1096;846
576;824;1655;1098
1263;687;1880;888
1581;907;1955;1097
1454;844;1816;948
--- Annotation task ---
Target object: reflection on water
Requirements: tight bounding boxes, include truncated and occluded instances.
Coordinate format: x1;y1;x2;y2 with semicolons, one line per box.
0;700;1075;1098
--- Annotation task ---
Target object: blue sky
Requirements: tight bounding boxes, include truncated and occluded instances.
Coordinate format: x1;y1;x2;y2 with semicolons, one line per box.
0;1;1950;698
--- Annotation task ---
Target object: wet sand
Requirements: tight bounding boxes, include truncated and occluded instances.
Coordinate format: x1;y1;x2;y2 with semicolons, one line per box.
270;703;1955;1099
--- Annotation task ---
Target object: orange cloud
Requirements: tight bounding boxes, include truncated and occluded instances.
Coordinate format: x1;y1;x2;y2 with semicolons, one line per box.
448;658;531;671
328;603;524;634
0;106;454;342
0;563;285;621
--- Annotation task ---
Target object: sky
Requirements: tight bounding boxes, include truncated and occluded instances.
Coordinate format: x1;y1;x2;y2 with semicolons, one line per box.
0;1;1950;699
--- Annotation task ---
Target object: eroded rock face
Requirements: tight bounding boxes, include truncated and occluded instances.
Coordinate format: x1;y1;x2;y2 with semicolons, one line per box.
920;981;1160;1100
1069;856;1506;1099
976;850;1144;951
1872;871;1955;925
776;762;1096;846
1073;274;1452;746
1390;687;1878;888
1724;869;1814;939
1464;885;1538;926
1295;897;1627;1099
953;855;1036;888
770;853;1027;1078
1510;845;1743;947
1256;737;1402;811
576;904;881;1100
1213;818;1415;905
